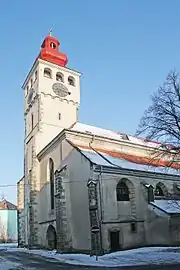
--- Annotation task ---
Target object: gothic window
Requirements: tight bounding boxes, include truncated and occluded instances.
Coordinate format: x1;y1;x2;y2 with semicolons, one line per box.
68;76;75;86
49;158;55;209
154;184;164;197
56;72;64;82
30;78;33;88
116;181;129;201
44;68;52;79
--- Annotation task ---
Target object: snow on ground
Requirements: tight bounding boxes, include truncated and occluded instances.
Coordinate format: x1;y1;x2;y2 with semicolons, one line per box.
0;245;21;270
1;244;180;267
25;247;180;267
0;243;20;270
0;259;21;270
0;243;18;249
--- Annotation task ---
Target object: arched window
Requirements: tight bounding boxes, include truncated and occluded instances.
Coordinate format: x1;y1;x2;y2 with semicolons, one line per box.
68;76;75;86
116;181;129;201
154;184;164;197
56;72;64;82
50;42;56;49
49;158;55;209
44;68;52;79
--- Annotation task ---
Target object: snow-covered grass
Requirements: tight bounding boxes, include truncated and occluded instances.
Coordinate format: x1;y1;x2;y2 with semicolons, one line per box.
1;245;180;267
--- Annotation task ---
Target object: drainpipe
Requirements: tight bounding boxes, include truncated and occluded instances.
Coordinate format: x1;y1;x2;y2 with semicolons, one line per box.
89;135;103;255
97;166;104;255
17;209;20;247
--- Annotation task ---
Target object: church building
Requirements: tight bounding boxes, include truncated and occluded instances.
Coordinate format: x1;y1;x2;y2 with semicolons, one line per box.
18;33;180;254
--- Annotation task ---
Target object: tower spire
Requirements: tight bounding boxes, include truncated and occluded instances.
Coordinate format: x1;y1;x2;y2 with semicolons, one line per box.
49;28;52;36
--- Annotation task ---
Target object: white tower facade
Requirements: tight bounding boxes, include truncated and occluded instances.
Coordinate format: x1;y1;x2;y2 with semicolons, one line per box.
23;34;81;246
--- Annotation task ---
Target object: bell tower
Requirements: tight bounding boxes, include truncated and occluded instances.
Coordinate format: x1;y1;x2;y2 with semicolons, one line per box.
23;33;81;247
24;32;81;152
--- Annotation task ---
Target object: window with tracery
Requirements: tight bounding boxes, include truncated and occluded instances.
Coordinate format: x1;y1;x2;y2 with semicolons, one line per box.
154;185;164;196
116;181;129;201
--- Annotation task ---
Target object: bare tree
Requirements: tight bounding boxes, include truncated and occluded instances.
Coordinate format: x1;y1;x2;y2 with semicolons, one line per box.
136;70;180;166
136;70;180;205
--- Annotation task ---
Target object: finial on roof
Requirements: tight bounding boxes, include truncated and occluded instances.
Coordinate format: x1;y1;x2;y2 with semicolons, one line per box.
49;28;52;36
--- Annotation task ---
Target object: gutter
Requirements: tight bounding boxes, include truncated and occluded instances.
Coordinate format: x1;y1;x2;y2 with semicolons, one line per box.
94;165;180;181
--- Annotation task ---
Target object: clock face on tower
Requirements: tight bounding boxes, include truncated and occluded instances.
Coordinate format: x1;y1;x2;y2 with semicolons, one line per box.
52;83;70;97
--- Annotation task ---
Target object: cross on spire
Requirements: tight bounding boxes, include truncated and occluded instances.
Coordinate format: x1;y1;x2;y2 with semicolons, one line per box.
49;28;52;36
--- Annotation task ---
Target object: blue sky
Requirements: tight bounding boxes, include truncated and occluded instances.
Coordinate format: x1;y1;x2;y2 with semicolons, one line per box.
1;0;180;203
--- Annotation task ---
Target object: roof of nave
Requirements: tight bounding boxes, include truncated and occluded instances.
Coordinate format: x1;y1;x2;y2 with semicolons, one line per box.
68;141;180;176
37;121;179;163
151;200;180;214
0;200;17;210
70;122;162;148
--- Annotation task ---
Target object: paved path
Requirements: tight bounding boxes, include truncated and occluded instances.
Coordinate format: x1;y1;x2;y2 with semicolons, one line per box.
0;250;180;270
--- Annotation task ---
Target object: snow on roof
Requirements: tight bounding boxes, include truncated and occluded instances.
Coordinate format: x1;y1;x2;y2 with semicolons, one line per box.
70;122;160;148
151;200;180;214
79;147;180;175
145;184;152;188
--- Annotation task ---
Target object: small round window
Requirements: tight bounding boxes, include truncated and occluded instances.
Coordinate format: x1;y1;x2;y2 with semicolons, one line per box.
50;42;56;49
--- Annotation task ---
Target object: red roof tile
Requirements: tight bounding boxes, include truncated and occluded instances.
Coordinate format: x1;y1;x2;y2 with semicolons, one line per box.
0;200;17;210
75;144;180;170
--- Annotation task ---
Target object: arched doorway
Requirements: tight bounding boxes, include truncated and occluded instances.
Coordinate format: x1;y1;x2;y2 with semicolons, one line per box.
46;225;57;250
